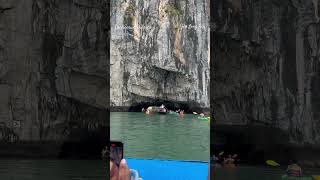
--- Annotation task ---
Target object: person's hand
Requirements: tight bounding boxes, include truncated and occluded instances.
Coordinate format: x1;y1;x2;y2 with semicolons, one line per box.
110;159;131;180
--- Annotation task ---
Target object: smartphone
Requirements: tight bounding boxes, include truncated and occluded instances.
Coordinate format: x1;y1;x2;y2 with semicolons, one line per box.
109;141;123;167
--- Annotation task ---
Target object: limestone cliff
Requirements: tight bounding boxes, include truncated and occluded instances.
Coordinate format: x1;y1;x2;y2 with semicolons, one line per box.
212;0;320;145
110;0;210;108
0;0;109;157
0;0;209;156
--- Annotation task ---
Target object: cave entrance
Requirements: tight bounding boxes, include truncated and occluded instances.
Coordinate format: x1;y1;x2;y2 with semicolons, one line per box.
128;99;205;113
212;125;252;164
212;125;290;165
58;126;108;159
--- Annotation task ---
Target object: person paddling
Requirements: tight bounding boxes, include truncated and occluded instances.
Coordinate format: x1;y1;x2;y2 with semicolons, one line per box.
223;154;235;165
286;160;302;177
179;110;184;116
216;151;224;165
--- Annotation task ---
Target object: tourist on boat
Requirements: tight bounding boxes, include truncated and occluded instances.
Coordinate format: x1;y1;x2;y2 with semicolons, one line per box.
223;154;235;166
223;154;236;168
232;154;239;165
216;151;224;165
146;106;152;112
211;154;218;166
179;110;184;115
110;159;131;180
176;109;181;113
102;146;130;180
145;106;152;114
286;160;302;177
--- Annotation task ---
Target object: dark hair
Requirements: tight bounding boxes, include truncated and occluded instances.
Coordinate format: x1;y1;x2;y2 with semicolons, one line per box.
289;159;298;164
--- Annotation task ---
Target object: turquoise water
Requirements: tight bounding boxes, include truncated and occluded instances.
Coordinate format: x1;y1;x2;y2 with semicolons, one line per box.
110;112;210;161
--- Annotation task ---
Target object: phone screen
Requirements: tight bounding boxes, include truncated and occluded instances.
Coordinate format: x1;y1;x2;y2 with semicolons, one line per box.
109;141;123;167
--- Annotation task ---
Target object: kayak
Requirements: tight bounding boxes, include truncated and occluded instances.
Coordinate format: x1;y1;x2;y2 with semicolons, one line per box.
281;175;312;180
198;117;210;121
312;176;320;180
168;112;179;115
126;158;209;180
266;160;280;166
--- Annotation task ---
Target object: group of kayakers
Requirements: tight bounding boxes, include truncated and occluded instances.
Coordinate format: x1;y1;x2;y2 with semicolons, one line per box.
141;104;184;115
211;151;306;178
212;151;238;168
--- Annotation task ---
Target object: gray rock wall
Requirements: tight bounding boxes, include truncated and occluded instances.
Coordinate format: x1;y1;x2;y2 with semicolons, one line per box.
212;0;320;145
110;0;210;108
0;0;109;143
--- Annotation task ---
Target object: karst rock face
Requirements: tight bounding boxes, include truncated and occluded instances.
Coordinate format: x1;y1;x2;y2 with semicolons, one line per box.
0;0;209;154
0;0;109;150
212;0;320;145
110;0;210;109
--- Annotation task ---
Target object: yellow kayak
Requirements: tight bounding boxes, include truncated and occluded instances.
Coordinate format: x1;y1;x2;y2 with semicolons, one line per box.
312;175;320;180
266;160;280;166
193;112;198;115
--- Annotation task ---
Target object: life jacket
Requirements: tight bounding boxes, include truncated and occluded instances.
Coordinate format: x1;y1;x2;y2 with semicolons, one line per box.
287;164;302;177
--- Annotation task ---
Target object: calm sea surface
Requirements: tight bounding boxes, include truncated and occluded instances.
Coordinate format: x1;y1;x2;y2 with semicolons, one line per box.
110;112;210;161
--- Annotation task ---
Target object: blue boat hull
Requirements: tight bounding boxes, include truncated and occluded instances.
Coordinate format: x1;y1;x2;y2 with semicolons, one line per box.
126;158;209;180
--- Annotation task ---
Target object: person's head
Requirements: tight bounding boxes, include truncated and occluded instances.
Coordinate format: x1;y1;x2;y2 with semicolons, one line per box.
291;159;298;164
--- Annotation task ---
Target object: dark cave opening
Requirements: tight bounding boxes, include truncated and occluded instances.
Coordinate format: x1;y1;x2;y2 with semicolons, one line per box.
211;125;293;165
127;99;206;113
58;126;108;159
